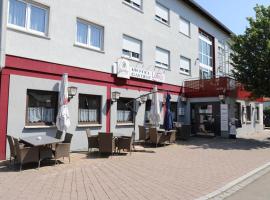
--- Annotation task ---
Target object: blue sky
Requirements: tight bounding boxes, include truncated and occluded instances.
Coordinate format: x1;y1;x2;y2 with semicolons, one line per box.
194;0;270;35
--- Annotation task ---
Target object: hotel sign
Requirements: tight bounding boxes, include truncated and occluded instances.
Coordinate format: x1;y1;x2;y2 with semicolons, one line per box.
116;59;165;83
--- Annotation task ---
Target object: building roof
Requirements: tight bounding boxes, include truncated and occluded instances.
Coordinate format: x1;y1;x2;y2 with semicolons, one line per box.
181;0;234;35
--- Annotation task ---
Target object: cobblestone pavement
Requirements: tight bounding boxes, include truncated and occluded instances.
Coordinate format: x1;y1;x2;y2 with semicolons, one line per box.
1;131;270;200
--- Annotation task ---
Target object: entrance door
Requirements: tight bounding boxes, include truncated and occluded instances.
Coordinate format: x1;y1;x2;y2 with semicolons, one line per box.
191;102;221;136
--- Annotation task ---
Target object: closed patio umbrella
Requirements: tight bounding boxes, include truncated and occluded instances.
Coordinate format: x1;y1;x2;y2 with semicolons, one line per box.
163;93;173;131
56;73;70;134
149;85;161;127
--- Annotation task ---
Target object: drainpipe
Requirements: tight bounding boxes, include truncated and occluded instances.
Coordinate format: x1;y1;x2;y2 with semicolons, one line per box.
0;0;7;69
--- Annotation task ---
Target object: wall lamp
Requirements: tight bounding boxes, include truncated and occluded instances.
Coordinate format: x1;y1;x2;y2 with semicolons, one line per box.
68;86;78;101
111;91;121;104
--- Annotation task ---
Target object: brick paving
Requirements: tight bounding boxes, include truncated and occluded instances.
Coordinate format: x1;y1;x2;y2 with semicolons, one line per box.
1;131;270;200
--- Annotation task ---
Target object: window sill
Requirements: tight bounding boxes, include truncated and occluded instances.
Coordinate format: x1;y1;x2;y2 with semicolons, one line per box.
155;18;170;27
121;56;143;64
116;123;134;127
179;31;191;39
74;43;105;54
77;124;102;128
122;1;144;13
155;65;170;71
24;125;56;129
7;26;50;40
179;71;191;76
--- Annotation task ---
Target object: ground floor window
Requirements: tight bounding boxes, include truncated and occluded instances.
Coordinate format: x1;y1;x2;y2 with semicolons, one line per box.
117;98;134;123
170;102;178;122
235;102;241;122
145;100;151;123
246;105;251;122
78;94;101;124
256;105;260;122
26;89;58;126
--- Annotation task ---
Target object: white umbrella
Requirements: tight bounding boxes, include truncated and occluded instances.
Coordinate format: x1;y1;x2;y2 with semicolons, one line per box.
56;73;71;134
149;85;161;127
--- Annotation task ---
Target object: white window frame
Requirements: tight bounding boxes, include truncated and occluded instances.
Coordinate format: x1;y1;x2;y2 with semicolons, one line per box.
218;42;226;75
7;0;49;36
76;19;104;51
122;35;142;61
179;17;190;37
123;0;143;10
155;47;170;69
180;56;191;76
155;2;169;25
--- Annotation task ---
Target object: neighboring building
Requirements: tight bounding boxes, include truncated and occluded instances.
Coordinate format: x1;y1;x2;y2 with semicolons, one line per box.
0;0;264;159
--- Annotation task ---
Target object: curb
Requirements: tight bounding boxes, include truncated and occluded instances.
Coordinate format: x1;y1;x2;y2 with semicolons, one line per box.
195;161;270;200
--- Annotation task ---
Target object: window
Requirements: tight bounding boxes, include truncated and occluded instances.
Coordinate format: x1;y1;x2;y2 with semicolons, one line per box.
199;31;213;79
235;102;241;122
76;19;104;50
124;0;142;10
122;35;142;61
117;98;134;123
171;102;178;122
26;90;58;126
200;68;213;79
246;105;251;122
180;56;191;75
218;42;226;75
8;0;48;35
155;47;170;69
155;2;169;24
179;17;190;36
78;94;101;124
145;100;151;123
256;106;260;122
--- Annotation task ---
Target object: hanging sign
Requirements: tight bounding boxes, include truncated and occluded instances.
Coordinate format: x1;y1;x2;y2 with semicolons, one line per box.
220;104;229;131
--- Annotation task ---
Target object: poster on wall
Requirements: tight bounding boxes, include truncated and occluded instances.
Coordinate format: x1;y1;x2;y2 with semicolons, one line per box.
220;104;229;131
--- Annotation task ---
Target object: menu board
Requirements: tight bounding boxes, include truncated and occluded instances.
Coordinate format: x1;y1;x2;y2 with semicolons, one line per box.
220;104;229;131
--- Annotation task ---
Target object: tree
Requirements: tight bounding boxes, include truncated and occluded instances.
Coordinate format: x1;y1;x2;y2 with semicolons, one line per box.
231;5;270;98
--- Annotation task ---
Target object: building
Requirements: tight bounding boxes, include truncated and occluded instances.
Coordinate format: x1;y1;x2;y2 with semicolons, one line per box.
0;0;264;160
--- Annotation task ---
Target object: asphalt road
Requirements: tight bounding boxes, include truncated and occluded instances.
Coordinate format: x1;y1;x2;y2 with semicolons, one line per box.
225;170;270;200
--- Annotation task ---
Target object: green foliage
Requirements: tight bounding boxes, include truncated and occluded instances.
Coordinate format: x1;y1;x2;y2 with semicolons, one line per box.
231;5;270;98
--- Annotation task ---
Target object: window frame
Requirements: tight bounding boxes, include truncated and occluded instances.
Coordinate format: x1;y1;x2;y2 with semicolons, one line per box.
155;2;170;25
76;18;104;51
123;0;143;11
246;105;251;122
256;105;260;122
78;94;102;125
180;56;191;76
122;34;142;62
25;89;58;127
155;47;170;69
179;16;190;37
117;98;135;124
8;0;49;36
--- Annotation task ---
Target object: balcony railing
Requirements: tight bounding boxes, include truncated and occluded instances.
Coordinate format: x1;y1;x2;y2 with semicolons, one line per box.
184;76;237;98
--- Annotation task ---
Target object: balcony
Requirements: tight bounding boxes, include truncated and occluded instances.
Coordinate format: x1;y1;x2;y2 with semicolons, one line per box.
184;76;237;98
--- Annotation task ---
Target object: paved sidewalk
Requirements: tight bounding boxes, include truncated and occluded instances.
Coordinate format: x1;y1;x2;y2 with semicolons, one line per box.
0;131;270;200
225;170;270;200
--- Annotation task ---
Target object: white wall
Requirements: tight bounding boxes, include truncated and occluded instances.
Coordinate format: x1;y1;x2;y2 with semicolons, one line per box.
5;0;231;86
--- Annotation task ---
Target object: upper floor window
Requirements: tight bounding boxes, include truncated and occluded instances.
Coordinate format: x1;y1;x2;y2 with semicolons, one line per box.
26;89;58;126
155;2;169;25
78;94;101;124
124;0;142;10
199;32;213;68
155;47;170;69
180;56;191;75
76;19;104;51
8;0;49;35
218;42;226;76
122;35;142;61
179;17;190;37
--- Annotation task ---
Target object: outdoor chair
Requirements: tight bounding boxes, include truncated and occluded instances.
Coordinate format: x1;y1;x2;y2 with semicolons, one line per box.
13;138;39;171
86;129;99;152
149;128;168;147
117;136;132;154
53;133;73;164
55;130;63;140
168;130;176;143
138;125;149;142
7;135;17;165
98;132;116;155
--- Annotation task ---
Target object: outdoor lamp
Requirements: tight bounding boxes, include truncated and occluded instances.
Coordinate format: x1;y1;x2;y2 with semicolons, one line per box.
68;86;77;101
111;91;121;104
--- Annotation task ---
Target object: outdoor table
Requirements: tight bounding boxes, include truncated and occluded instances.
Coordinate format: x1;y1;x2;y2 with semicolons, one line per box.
20;135;63;166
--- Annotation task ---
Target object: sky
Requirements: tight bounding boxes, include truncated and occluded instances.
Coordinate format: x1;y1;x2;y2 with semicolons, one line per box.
194;0;270;35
